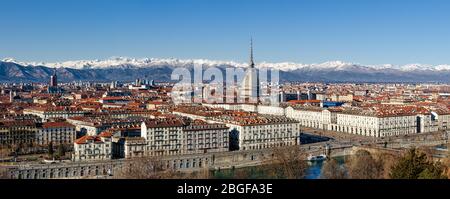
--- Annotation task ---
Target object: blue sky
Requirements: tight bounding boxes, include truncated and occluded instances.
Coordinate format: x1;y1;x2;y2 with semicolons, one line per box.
1;0;450;65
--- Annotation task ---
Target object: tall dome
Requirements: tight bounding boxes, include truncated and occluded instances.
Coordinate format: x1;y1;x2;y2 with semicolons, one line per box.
241;38;260;103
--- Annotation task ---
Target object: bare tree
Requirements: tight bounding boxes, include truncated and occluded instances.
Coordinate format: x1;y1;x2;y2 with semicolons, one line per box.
444;152;450;179
321;159;347;179
0;147;9;159
232;168;254;179
198;167;211;179
267;145;308;179
346;150;384;179
0;167;10;179
186;167;211;179
418;146;436;160
114;156;177;179
372;152;398;179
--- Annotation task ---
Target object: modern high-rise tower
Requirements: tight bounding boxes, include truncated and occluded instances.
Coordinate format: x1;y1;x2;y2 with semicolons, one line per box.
50;68;58;87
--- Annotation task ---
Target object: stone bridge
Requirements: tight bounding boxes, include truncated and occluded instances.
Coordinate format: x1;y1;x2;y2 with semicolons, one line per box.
4;148;277;179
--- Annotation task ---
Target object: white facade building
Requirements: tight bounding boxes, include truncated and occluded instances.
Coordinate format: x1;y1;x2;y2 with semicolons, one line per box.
73;132;112;161
257;105;285;116
285;106;325;129
286;106;438;137
141;119;186;156
23;108;86;121
183;122;229;154
330;113;417;137
212;115;300;150
140;119;229;156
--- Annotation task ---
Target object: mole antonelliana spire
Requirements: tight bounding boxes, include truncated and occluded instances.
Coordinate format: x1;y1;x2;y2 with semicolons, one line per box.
249;37;255;68
241;37;260;103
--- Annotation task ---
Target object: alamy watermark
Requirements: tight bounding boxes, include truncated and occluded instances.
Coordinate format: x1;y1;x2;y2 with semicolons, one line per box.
170;64;280;106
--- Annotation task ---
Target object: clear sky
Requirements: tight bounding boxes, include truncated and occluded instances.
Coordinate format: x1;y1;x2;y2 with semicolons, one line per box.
1;0;450;65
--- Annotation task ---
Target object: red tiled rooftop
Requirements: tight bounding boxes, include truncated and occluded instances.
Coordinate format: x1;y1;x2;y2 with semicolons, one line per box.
42;122;75;129
98;131;113;138
75;135;103;144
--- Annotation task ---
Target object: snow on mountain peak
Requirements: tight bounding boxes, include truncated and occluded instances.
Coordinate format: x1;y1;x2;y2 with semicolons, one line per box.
2;57;450;72
1;58;18;63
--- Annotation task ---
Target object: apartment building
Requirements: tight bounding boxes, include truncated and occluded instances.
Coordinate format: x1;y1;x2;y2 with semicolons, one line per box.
211;114;300;151
285;106;325;129
37;122;76;146
287;105;438;137
141;119;185;156
72;132;113;161
23;107;86;121
183;120;229;154
0;120;38;146
140;118;230;156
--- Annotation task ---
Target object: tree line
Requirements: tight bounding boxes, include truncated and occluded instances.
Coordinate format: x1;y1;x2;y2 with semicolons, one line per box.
321;147;449;179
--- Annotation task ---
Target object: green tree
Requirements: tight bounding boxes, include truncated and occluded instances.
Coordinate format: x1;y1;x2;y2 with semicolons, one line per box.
418;163;446;179
390;148;446;179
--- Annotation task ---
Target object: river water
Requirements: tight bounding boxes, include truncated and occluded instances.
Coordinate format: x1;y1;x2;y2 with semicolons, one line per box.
304;156;346;179
212;156;347;179
304;161;325;179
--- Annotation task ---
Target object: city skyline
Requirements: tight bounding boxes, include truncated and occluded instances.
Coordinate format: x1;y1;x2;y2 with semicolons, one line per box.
2;0;450;65
1;0;450;184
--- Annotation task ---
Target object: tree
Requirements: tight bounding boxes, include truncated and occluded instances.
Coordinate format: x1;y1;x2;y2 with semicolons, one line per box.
17;142;24;154
0;167;10;179
390;148;446;179
10;144;19;158
27;142;35;154
231;164;280;179
57;144;66;159
346;150;384;179
268;146;308;179
372;152;398;179
321;159;347;179
0;147;8;159
418;163;446;179
418;146;436;159
115;157;177;179
443;149;450;179
188;168;210;179
48;142;54;158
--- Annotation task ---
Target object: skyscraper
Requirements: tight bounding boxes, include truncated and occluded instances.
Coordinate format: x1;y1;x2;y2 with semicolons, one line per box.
241;38;260;103
50;68;58;87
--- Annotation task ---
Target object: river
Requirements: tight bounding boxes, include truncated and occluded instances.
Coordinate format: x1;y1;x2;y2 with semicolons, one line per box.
304;156;347;179
212;156;347;179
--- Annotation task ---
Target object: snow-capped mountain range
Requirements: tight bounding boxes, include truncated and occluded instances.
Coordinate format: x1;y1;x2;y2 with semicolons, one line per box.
3;57;450;72
1;57;450;83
